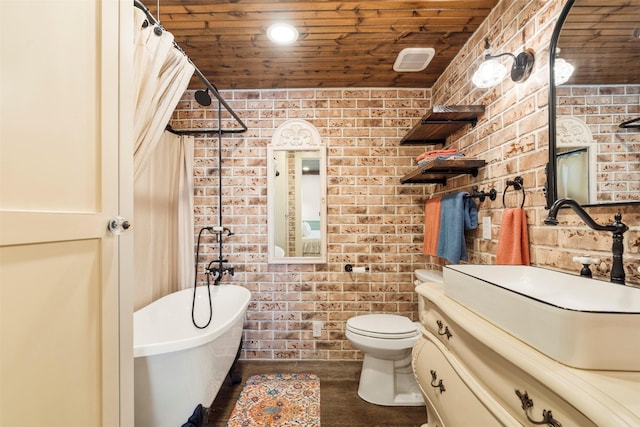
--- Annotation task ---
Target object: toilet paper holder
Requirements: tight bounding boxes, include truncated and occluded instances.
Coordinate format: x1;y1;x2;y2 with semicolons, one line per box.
345;264;369;273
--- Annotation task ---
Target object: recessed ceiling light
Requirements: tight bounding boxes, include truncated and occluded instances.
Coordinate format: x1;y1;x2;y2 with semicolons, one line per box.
267;23;298;45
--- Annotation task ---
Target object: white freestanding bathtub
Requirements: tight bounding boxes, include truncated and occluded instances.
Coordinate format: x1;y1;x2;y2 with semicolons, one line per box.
134;285;251;427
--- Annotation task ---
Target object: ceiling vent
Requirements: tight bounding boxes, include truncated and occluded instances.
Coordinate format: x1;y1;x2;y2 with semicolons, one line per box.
393;48;435;72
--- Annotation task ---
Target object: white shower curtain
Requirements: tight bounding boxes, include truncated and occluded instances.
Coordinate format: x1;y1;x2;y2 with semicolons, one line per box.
557;150;589;204
133;6;194;179
132;6;196;309
134;131;195;310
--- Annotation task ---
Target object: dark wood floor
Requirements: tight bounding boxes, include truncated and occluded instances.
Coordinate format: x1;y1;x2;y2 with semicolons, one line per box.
205;360;427;427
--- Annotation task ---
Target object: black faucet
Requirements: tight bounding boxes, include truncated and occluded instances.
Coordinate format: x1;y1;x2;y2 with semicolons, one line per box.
206;259;235;285
544;198;629;285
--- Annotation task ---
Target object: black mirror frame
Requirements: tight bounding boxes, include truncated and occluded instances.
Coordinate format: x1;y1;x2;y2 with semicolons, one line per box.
545;0;575;210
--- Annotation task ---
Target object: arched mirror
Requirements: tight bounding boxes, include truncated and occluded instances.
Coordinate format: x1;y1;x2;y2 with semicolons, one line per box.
267;119;327;264
546;0;640;208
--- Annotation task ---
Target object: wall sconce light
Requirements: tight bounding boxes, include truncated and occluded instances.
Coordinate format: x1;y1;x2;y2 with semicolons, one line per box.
472;38;535;88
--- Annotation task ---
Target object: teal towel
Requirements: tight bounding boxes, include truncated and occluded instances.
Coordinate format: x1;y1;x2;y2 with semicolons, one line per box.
436;192;477;263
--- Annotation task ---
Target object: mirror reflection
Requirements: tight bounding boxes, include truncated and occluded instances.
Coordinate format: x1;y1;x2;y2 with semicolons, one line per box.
272;151;322;258
267;119;326;264
555;116;597;204
548;0;640;207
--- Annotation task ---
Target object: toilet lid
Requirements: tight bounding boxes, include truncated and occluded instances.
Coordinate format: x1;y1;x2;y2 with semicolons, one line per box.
347;314;418;339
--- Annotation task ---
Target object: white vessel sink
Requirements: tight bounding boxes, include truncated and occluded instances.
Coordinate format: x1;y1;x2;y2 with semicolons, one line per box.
443;265;640;371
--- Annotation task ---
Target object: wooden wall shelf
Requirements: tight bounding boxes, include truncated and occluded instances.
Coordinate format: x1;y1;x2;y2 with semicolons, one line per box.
399;105;485;184
400;159;486;184
400;105;485;145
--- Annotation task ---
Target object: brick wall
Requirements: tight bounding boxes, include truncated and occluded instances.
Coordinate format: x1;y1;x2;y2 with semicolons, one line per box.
170;0;640;360
173;88;438;359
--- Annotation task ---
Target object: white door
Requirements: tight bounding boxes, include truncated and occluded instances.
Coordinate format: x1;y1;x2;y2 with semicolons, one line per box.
0;1;133;426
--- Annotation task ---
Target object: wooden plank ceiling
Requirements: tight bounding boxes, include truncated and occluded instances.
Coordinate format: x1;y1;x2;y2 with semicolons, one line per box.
149;0;500;89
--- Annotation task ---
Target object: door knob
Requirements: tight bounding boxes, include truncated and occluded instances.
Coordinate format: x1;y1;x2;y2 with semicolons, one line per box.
108;216;131;234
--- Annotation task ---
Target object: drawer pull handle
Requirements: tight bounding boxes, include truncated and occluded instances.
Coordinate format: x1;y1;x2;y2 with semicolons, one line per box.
515;390;562;427
436;320;452;339
430;370;446;394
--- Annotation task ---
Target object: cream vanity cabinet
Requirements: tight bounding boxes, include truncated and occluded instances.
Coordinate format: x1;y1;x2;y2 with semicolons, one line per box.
412;282;640;427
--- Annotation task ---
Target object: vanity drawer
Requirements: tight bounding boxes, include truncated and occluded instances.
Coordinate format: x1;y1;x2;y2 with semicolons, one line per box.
423;296;598;427
412;334;515;427
455;331;597;427
422;305;456;349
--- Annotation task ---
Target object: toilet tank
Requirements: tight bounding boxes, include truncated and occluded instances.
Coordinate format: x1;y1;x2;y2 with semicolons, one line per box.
414;269;443;314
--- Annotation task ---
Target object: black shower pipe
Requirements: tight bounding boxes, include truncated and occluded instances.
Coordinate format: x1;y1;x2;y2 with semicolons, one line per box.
189;103;232;329
215;101;227;279
198;88;233;283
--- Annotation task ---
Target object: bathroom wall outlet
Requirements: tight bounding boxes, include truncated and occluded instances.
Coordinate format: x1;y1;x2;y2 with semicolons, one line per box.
312;321;323;337
482;217;491;240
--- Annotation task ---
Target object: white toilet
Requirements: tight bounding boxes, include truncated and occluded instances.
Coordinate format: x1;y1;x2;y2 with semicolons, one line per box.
346;269;443;406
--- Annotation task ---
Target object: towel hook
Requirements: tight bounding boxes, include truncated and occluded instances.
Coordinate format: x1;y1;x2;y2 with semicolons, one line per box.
503;176;525;208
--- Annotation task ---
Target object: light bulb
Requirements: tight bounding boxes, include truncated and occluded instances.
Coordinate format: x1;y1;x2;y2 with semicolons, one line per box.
554;58;574;85
267;23;298;45
472;59;508;88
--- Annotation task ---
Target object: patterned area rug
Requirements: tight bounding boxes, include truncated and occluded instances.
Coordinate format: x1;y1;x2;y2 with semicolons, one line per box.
227;373;320;427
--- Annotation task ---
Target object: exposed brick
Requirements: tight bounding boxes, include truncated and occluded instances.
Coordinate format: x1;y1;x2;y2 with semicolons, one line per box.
167;0;639;361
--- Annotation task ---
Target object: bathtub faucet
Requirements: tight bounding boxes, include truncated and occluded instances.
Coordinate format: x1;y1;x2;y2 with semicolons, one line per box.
208;266;235;277
544;198;628;285
206;259;235;285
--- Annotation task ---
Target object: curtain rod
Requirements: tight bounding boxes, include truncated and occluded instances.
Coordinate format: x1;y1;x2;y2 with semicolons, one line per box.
619;116;640;129
133;0;248;134
165;124;246;136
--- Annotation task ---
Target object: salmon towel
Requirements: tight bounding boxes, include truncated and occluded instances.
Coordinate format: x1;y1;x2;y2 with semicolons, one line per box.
423;197;442;256
496;208;530;265
416;149;459;162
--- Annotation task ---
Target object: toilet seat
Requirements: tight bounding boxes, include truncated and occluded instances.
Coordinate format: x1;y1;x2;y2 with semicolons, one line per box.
347;314;418;339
